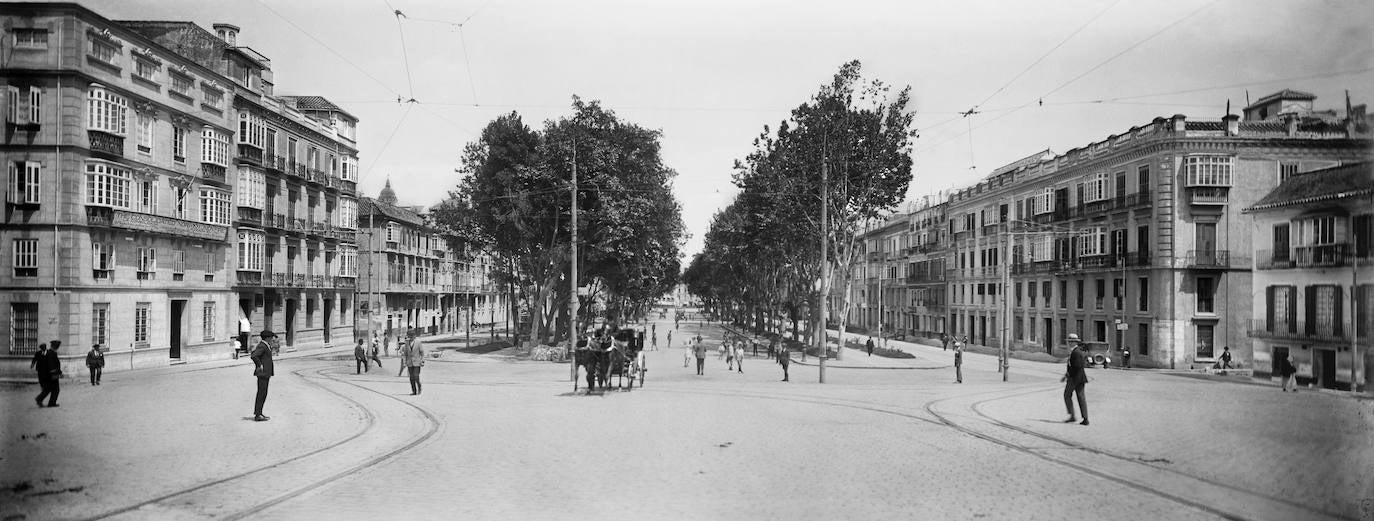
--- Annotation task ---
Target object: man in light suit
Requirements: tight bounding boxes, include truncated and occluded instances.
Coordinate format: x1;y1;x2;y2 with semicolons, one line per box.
404;328;425;395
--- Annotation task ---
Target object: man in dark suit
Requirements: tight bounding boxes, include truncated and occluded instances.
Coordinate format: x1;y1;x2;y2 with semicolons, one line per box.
1062;333;1089;425
32;341;62;407
251;330;276;421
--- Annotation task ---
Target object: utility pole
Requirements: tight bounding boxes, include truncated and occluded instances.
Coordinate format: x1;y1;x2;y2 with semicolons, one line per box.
818;152;828;384
568;141;579;382
366;207;375;348
1001;228;1011;381
1353;254;1360;395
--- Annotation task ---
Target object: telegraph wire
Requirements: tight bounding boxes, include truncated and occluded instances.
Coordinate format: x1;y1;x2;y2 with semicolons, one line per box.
252;0;404;99
359;103;415;185
1060;66;1374;105
384;1;418;100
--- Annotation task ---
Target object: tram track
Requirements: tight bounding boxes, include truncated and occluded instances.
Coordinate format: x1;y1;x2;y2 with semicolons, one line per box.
82;364;441;521
651;382;1345;521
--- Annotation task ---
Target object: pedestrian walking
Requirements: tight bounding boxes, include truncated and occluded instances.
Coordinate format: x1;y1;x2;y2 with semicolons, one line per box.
752;337;758;357
778;343;790;382
954;343;963;383
251;331;276;421
32;341;62;407
769;337;777;359
369;340;383;369
866;337;875;357
683;339;693;368
1122;348;1132;369
85;344;104;386
404;329;425;395
652;331;658;351
942;333;950;352
1062;334;1089;426
693;335;707;376
724;340;735;370
396;339;410;377
734;341;744;373
667;330;673;349
1220;346;1233;371
238;314;252;355
354;338;370;374
1280;354;1299;392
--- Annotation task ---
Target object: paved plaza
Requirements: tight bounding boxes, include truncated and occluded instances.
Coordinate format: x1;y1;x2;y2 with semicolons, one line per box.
3;318;1371;521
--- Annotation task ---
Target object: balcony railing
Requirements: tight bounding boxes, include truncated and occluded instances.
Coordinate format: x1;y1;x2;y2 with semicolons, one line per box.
86;206;113;226
1246;319;1365;344
334;276;356;289
236;207;263;226
236;271;263;286
85;206;229;241
905;272;947;283
1187;187;1229;205
1296;244;1349;267
264;153;285;172
88;130;124;158
199;163;227;185
236;144;262;165
1185;250;1230;269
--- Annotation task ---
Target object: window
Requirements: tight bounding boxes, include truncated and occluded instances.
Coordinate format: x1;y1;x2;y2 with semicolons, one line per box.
137;247;156;279
1077;227;1106;257
136;178;158;214
87;86;128;134
1279;162;1299;183
1042;281;1051;307
10;303;39;354
1083;173;1109;203
1267;285;1297;333
172;126;187;163
200;188;231;225
92;303;109;348
92;240;114;277
86;162;132;208
1094;320;1107;342
1138;324;1149;355
338;198;357;229
134;58;159;83
13;239;38;277
203;85;224;110
1197;277;1215;313
1015;282;1022;307
137;112;154;154
169;72;194;98
1137;165;1150;194
1095;279;1105;310
202;302;216;342
172;249;186;275
200;127;230;166
1196;323;1215;359
238;167;266;209
89;38;120;65
338;246;358;277
1138;277;1149;312
1113;278;1124;310
172;186;190;219
134;303;150;346
1311;216;1336;245
1184;155;1234;186
237;230;265;271
9;161;41;205
27;86;41;125
14;28;49;49
237;111;266;148
287;137;299;166
308;147;320;170
386;222;399;242
6;86;17;123
1027;282;1037;306
1059;280;1068;309
1076;280;1084;309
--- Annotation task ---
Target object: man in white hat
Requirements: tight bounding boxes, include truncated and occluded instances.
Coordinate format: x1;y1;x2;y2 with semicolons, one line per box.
1062;333;1089;425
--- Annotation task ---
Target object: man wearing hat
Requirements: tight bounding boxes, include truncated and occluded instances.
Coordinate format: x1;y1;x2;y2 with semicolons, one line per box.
250;330;276;421
403;328;425;395
1062;333;1089;426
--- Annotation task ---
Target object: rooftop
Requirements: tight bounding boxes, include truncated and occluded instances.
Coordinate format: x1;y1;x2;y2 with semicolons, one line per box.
1244;162;1374;213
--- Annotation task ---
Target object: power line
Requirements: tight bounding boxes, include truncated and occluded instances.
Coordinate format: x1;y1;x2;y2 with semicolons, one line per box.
252;0;403;99
388;4;418;100
970;0;1125;112
360;103;415;185
1060;66;1374;104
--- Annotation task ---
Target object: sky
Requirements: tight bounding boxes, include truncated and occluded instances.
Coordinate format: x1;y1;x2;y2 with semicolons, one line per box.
63;0;1374;259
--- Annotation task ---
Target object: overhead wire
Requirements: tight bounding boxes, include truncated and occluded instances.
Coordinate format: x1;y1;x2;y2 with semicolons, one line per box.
359;103;415;185
252;0;404;99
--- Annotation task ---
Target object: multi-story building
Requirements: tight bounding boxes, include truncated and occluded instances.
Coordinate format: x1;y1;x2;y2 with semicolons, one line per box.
355;183;508;343
845;199;950;341
903;200;949;339
1244;162;1371;390
2;4;242;375
1;4;361;377
939;89;1368;369
120;20;360;352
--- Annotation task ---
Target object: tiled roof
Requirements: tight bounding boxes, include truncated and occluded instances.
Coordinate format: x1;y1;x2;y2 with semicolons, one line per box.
1246;89;1316;109
280;96;356;120
358;197;425;227
1245;162;1373;213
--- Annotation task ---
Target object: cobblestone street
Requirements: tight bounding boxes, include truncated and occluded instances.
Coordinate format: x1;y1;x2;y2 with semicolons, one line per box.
4;318;1370;521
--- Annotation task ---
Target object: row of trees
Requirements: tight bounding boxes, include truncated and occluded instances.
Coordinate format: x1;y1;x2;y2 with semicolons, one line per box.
431;98;686;346
682;61;916;357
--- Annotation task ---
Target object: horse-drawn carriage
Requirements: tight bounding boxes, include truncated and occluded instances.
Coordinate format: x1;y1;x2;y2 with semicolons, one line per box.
574;326;647;392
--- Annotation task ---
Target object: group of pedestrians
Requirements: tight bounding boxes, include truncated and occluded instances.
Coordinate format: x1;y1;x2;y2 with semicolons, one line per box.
355;329;426;395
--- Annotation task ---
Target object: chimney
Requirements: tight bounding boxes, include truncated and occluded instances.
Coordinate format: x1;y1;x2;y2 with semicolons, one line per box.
212;23;240;46
1223;114;1240;136
1171;114;1187;133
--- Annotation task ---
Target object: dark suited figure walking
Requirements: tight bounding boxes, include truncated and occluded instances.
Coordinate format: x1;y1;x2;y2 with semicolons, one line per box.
86;344;104;386
251;330;276;421
954;343;963;383
692;335;707;376
1062;333;1089;426
866;337;875;357
32;341;62;407
778;344;790;382
354;339;369;374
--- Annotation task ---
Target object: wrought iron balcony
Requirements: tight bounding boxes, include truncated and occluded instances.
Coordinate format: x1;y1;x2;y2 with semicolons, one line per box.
85;205;229;241
236;271;263;287
88;130;124;158
1187;187;1229;205
1246;319;1363;344
264;153;285;172
236;144;263;165
199;163;227;185
334;276;356;289
236;207;263;226
86;206;114;226
1185;250;1231;269
1296;244;1350;268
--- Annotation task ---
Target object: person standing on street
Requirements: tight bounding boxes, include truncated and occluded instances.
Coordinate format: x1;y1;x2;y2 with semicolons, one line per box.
251;330;276;421
866;337;875;357
369;339;383;369
85;344;104;386
954;343;963;384
238;314;252;355
404;329;425;395
32;341;61;407
942;333;951;352
734;341;744;373
1280;354;1299;392
778;343;790;382
693;335;707;376
354;338;369;374
1062;334;1089;426
397;336;410;377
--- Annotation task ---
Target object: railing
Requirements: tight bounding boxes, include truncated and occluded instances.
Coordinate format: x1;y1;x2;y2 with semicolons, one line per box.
88;130;124;158
271;214;286;229
293;273;307;287
1246;319;1365;343
1185;250;1230;269
199;163;227;184
264;153;285;172
236;144;262;165
1296;244;1349;267
310;274;327;287
905;272;947;283
334;276;356;289
236;271;263;286
236;207;263;226
86;206;114;226
1187;187;1229;205
85;206;229;241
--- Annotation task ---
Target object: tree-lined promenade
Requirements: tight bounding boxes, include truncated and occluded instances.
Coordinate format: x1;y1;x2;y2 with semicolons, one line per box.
685;61;916;358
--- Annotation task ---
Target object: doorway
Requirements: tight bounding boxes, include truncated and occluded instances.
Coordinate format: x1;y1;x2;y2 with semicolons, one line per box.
1043;318;1053;354
285;299;296;347
1196;223;1217;264
169;300;185;359
323;298;333;344
1272;346;1289;380
1314;349;1338;389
